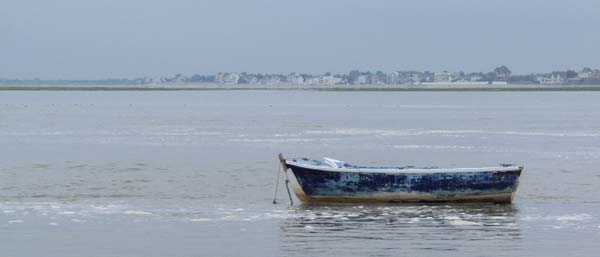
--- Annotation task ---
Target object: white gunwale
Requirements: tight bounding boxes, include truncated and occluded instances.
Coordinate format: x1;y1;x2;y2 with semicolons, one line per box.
285;160;522;174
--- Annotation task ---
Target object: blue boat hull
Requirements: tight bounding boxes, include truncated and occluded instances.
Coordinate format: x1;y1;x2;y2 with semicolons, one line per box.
285;164;522;203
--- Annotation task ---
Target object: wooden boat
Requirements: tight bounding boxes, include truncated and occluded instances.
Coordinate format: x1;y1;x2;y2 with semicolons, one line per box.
278;154;523;204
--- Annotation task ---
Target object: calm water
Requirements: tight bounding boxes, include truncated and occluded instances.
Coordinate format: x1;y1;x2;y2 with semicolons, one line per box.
1;91;599;257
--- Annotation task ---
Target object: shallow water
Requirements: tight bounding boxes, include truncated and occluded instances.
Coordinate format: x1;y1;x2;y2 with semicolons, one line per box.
1;91;599;256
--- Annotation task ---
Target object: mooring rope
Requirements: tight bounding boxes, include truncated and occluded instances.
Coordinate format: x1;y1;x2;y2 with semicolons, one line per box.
284;175;294;206
272;164;281;204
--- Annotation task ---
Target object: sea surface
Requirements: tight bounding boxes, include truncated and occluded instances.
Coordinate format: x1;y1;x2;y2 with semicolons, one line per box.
1;90;599;257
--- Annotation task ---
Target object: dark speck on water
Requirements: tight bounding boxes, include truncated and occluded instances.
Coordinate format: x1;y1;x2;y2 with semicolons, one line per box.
1;91;600;257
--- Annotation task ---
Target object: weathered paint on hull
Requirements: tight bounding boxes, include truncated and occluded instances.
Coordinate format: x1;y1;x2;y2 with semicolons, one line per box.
286;164;521;204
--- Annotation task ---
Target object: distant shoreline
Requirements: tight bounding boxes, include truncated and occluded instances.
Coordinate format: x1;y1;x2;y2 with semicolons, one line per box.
2;84;600;91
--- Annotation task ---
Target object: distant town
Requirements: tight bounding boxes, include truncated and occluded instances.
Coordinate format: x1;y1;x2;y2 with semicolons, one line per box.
3;66;600;87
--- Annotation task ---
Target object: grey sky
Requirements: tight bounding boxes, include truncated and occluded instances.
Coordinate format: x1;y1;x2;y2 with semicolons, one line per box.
2;0;599;79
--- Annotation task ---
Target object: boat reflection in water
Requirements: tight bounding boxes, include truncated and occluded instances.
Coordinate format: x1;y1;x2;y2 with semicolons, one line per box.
280;203;521;256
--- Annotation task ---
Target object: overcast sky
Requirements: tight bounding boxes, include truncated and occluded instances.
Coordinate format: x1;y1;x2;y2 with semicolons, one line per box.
2;0;599;79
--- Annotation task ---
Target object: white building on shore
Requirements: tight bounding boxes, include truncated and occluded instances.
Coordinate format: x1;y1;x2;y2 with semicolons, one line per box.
216;73;240;84
434;71;453;82
305;75;342;85
538;74;564;85
286;73;304;84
